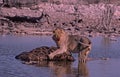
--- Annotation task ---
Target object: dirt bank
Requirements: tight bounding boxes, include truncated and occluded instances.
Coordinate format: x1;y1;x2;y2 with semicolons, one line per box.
0;2;120;37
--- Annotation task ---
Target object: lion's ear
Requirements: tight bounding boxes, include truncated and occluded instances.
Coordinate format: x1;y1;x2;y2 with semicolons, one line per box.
60;29;65;34
53;30;55;33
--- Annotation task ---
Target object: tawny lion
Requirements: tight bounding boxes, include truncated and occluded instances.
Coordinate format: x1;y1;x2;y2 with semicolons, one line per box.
49;28;91;62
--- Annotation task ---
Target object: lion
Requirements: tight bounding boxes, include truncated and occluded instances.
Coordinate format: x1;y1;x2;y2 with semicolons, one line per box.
49;28;91;62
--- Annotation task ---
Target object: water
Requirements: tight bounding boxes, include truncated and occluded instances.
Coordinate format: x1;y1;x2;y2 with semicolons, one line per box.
0;35;120;77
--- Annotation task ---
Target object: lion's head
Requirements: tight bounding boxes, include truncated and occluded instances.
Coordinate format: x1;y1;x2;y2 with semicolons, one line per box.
52;28;68;48
52;28;66;41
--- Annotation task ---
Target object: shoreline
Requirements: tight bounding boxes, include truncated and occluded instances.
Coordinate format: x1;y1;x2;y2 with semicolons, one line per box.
0;30;120;39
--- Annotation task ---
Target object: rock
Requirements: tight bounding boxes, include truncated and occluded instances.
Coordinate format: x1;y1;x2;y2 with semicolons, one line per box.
15;46;75;62
101;57;110;60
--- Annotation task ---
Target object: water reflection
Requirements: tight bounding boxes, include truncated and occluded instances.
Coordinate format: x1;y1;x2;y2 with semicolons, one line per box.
102;36;111;48
101;36;111;58
24;61;89;77
77;62;89;77
49;61;72;77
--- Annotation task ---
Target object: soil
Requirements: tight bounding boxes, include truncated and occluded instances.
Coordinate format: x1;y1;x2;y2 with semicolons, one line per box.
0;2;120;37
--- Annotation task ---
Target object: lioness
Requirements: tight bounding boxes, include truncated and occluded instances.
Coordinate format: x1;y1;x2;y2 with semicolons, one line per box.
49;28;91;62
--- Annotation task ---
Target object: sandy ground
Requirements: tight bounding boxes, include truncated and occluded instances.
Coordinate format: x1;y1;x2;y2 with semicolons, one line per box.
0;2;120;37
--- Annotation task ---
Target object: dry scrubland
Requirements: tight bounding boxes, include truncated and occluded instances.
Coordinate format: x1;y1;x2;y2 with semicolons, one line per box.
0;0;120;37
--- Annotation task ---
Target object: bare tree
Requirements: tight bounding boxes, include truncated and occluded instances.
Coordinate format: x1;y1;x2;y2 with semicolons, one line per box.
100;4;115;31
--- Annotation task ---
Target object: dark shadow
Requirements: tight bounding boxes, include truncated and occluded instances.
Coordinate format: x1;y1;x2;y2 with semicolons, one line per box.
4;16;42;23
